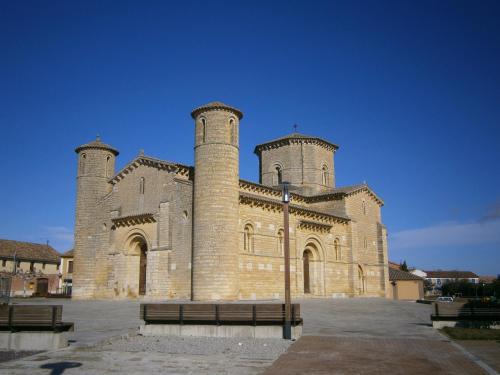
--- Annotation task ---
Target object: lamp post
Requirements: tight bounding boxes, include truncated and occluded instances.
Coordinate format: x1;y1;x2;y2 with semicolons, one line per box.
281;182;292;340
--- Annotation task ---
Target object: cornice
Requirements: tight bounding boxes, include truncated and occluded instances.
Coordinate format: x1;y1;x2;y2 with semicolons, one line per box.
298;220;333;233
304;185;384;207
239;192;349;224
239;180;308;204
191;101;243;119
254;137;338;155
110;156;192;184
111;213;156;228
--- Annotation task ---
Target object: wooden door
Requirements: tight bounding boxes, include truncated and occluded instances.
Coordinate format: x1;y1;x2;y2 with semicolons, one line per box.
139;246;147;296
303;251;310;294
36;278;49;296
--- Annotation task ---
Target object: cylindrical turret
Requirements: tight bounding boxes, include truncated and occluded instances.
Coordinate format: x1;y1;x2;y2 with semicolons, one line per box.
73;136;118;299
191;102;243;300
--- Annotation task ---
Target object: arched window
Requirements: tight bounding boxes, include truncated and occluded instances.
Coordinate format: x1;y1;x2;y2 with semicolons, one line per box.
363;237;367;250
243;224;254;252
139;177;145;195
276;166;283;185
362;200;367;215
322;165;329;186
79;154;86;174
277;229;284;255
201;118;206;143
229;118;236;144
105;155;111;177
334;238;341;260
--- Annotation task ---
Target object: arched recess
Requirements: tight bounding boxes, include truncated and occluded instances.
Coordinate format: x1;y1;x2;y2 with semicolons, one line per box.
120;230;151;297
270;162;284;186
357;264;366;295
243;222;255;253
334;238;341;261
229;117;237;144
199;117;207;144
302;237;325;296
277;228;284;255
321;163;329;186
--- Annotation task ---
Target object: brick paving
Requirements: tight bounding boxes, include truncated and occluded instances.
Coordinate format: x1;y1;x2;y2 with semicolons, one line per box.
262;336;489;375
457;341;500;374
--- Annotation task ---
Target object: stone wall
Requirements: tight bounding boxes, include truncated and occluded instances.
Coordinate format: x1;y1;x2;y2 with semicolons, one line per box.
258;140;335;193
238;200;353;299
343;191;388;297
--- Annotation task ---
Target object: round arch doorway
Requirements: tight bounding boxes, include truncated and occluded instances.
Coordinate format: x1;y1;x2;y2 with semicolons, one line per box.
302;240;325;296
126;235;148;296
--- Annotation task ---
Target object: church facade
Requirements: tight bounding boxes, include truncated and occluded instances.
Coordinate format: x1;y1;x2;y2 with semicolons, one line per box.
72;102;390;300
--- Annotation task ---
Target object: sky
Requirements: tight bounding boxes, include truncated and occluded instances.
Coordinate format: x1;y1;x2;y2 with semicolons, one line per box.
1;0;499;275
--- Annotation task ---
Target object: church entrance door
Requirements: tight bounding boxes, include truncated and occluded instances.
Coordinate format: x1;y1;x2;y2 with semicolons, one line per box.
303;250;312;294
139;243;147;296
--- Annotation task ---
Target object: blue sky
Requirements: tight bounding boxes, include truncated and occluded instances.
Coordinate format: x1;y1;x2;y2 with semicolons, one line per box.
1;0;499;275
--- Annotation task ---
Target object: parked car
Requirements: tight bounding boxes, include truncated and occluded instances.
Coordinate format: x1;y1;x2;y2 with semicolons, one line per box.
436;296;454;303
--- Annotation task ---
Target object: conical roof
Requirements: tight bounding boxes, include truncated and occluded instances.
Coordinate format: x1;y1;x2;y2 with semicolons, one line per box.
75;136;119;155
191;101;243;119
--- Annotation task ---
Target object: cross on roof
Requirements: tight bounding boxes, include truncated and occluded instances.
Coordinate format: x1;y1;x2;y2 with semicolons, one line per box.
293;124;298;132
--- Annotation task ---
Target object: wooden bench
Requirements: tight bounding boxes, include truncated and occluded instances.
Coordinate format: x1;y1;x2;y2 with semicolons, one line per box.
140;303;302;326
0;305;74;332
430;302;500;329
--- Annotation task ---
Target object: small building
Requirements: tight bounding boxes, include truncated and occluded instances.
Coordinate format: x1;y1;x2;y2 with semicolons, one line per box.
0;239;61;297
424;270;479;291
387;262;424;300
60;249;74;295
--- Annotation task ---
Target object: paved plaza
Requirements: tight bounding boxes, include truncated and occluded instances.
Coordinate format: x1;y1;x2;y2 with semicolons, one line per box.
0;298;498;374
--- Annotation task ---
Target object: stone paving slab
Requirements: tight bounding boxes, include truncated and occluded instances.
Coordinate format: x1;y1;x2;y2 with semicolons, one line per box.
261;336;489;375
0;335;288;375
457;341;500;374
11;298;142;347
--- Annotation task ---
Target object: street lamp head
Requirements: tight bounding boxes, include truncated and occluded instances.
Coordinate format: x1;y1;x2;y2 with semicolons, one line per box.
281;181;290;203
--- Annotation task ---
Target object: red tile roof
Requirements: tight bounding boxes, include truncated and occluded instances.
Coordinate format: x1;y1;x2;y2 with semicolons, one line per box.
0;239;60;263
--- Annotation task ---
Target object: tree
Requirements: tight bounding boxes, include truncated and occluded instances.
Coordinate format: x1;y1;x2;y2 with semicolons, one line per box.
400;260;408;272
423;279;433;293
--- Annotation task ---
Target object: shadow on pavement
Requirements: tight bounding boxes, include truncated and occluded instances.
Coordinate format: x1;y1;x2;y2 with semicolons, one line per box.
40;361;82;375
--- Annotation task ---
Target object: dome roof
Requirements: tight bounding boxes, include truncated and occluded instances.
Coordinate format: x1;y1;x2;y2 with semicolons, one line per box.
75;136;119;156
191;101;243;119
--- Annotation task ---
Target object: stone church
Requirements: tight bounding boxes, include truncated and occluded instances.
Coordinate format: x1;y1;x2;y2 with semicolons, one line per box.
73;101;389;300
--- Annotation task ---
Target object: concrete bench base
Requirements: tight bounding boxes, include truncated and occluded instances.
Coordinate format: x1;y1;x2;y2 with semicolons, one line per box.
140;324;302;340
0;331;68;350
433;320;500;329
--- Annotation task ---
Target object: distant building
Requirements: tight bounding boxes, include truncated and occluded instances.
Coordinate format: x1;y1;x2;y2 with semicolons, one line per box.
0;239;61;296
60;249;73;295
409;269;427;278
424;270;479;291
388;262;424;300
479;275;498;284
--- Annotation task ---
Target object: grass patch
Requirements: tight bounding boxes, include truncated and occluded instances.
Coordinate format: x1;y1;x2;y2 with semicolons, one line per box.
441;327;500;340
